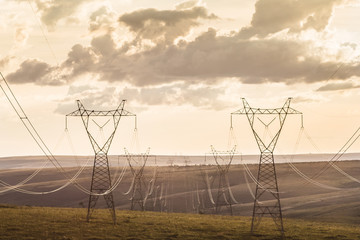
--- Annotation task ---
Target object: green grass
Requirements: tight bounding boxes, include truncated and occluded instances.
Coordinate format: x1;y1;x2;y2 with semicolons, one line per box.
0;205;359;240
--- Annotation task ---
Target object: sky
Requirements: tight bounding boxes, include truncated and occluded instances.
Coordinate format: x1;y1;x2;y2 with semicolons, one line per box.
1;0;360;157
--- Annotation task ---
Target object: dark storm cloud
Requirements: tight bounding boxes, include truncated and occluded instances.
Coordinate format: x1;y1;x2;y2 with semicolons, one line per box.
239;0;344;38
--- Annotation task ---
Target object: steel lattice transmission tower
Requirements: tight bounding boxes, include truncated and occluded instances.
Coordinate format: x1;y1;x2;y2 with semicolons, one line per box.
210;146;237;215
231;98;302;235
124;148;151;211
67;100;136;224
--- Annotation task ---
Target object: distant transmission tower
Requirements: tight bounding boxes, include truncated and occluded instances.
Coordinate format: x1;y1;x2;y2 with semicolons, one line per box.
66;100;136;224
160;165;174;213
125;148;152;211
210;146;237;215
231;98;302;235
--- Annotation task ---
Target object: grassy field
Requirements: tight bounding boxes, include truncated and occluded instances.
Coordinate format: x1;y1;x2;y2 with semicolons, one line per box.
0;205;359;240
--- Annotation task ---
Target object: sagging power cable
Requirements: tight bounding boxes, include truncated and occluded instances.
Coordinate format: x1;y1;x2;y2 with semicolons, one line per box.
0;73;127;196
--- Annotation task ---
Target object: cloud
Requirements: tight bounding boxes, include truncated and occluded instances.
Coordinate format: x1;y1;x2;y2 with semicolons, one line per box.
93;28;357;86
6;59;65;85
0;56;12;68
119;5;217;44
89;6;117;33
5;1;360;114
238;0;344;39
316;82;360;91
6;59;50;84
55;85;118;114
19;0;96;29
14;26;30;47
14;26;360;87
91;34;117;56
175;0;202;10
130;84;231;110
56;82;231;114
62;44;97;78
291;94;327;103
9;1;360;113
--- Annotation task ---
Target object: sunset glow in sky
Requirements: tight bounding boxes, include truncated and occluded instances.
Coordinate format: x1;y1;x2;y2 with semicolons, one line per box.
1;0;360;157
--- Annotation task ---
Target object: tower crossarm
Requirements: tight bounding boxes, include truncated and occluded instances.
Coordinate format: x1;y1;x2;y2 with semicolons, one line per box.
231;107;302;115
231;97;302;116
65;99;137;134
66;100;136;117
66;109;136;117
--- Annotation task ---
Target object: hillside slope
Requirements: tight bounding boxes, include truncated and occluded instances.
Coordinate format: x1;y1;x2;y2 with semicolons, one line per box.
0;205;359;240
1;161;360;225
